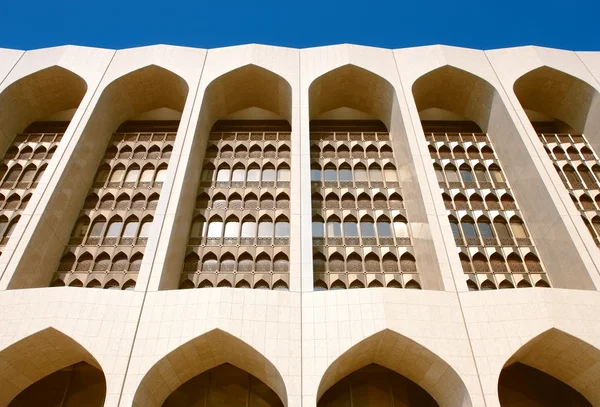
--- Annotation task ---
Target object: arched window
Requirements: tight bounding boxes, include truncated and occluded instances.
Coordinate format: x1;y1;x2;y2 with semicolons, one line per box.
154;165;167;183
261;164;276;182
237;253;253;272
234;145;247;158
4;146;18;160
490;253;507;273
249;144;261;158
241;216;256;238
220;253;236;272
202;253;218;272
453;145;466;159
147;145;160;159
325;193;339;208
256;253;272;273
19;165;36;184
231;164;245;182
393;216;409;240
207;217;223;238
365;253;380;273
162;145;172;159
357;193;371;209
354;163;367;183
122;217;139;237
133;146;146;159
567;146;580;160
105;217;123;237
366;144;379;158
434;164;445;183
327;216;342;238
525;253;543;273
400;253;417;273
275;217;290;237
373;193;387;209
578;165;596;188
312;216;324;238
201;164;215;182
478;217;494;239
71;216;90;241
382;253;398;273
124;164;140;183
228;193;242;210
347;253;362;273
481;146;494;159
93;252;110;271
460;253;472;273
581;147;594;160
439;145;451;159
111;253;128;272
57;253;76;272
19;146;32;160
494;216;512;244
472;253;489;273
3;164;22;187
368;164;383;183
258;216;273;237
313;253;326;273
212;193;226;210
338;163;352;182
273;253;289;272
510;217;528;240
311;164;321;182
474;164;488;184
110;164;125;183
341;193;355;209
277;164;290;182
563;165;582;187
377;217;392;238
247;164;260;183
119;145;132;159
244;193;258;209
351;145;364;158
360;216;375;237
138;216;153;238
507;253;525;273
223;217;240;238
89;217;106;237
343;216;358;237
278;144;291;158
444;164;459;183
553;146;566;160
449;216;461;241
467;145;480;159
384;164;398;184
216;165;230;183
140;165;155;183
461;217;478;243
489;164;504;184
263;144;276;158
324;163;336;182
459;165;474;183
220;144;233;158
485;194;501;210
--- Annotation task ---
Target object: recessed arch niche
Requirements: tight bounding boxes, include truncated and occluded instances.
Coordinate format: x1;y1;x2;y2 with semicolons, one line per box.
412;65;595;290
6;64;189;289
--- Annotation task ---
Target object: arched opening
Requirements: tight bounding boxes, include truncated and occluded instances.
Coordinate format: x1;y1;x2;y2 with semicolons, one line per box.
413;64;576;288
317;329;471;407
132;329;287;407
167;64;292;290
309;63;432;289
11;64;188;289
0;328;106;406
498;328;600;406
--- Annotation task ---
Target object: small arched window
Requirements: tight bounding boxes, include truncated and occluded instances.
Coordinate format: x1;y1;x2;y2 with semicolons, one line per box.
216;165;230;182
258;217;273;237
312;216;324;237
122;217;139;237
105;217;123;237
327;216;342;237
247;164;260;182
444;164;459;182
89;217;106;237
275;217;290;237
124;164;140;182
154;165;167;183
277;164;290;182
360;216;375;237
343;216;358;237
207;217;224;238
190;216;206;237
231;165;245;182
369;164;382;182
110;165;125;183
241;217;256;238
224;217;240;238
140;165;154;182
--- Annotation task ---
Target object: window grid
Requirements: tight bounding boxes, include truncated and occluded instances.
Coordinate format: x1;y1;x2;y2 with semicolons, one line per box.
311;131;420;290
538;133;600;247
180;130;291;290
51;130;176;290
426;132;549;291
0;130;61;251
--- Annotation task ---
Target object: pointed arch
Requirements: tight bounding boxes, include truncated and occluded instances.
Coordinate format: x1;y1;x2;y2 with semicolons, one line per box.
0;327;106;406
132;328;287;407
499;328;600;405
317;329;471;406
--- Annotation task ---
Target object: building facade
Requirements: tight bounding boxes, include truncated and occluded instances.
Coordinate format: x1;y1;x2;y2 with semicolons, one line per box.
0;43;598;406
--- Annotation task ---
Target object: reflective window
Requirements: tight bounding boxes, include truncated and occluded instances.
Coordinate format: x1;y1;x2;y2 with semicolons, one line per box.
262;167;276;181
139;220;152;237
369;167;382;182
247;167;260;181
106;220;122;237
344;220;358;236
232;167;245;182
275;220;290;237
312;221;324;237
207;220;223;238
339;167;352;182
258;220;273;237
460;170;474;183
110;167;124;182
478;221;494;237
140;168;154;182
377;221;392;237
311;168;321;182
393;221;409;237
324;168;336;181
89;220;106;236
241;220;256;237
327;220;342;237
360;220;375;237
125;168;140;182
216;168;230;182
461;222;477;238
123;220;139;237
155;168;166;182
450;221;461;238
511;220;528;238
355;166;367;181
277;168;290;181
224;220;239;237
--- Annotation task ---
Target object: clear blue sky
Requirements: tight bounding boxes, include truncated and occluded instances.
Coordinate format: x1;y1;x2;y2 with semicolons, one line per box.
1;0;598;51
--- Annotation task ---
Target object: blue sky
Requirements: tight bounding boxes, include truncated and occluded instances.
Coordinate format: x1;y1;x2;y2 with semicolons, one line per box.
1;0;598;51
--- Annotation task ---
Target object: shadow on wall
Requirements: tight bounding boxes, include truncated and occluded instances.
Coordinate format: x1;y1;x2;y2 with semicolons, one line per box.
7;65;189;289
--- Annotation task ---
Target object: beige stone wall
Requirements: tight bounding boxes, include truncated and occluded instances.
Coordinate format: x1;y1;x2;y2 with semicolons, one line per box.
0;44;597;406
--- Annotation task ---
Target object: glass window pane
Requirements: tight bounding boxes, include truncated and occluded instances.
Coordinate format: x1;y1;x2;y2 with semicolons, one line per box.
394;221;408;237
155;169;166;182
232;168;245;181
461;171;473;182
216;169;230;182
224;221;239;237
377;222;392;237
106;221;122;237
247;168;260;181
207;221;223;237
110;168;124;182
462;222;477;238
277;169;290;181
495;221;511;238
241;221;256;237
478;222;494;237
450;222;461;238
435;169;445;183
446;170;459;182
511;221;527;238
20;169;35;182
201;169;214;181
275;221;289;237
262;169;276;181
385;170;398;183
125;169;139;182
258;221;273;237
324;169;336;181
327;221;341;237
491;169;504;182
311;169;320;182
140;169;154;182
90;221;105;236
339;169;352;181
355;168;367;181
475;170;488;182
123;221;139;237
369;168;382;181
139;221;152;237
360;221;375;237
344;221;358;236
312;222;324;237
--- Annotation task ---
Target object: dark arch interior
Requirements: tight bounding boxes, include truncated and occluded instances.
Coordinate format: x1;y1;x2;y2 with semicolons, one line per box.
163;363;284;407
318;364;438;407
9;361;106;407
498;362;591;407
